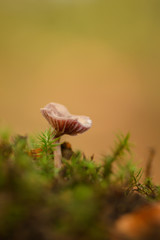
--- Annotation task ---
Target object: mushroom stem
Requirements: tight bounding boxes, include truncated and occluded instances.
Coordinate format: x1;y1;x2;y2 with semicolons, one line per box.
53;138;62;168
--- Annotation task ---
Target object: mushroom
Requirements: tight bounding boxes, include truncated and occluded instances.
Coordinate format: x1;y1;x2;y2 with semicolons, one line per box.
40;103;92;168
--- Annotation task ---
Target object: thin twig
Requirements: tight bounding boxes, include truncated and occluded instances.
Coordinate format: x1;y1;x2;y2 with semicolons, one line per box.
145;147;156;178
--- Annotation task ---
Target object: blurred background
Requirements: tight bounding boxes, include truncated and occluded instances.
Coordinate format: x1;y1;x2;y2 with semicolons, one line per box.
0;0;160;181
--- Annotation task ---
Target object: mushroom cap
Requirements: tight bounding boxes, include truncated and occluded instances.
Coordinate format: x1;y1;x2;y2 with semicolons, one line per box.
40;103;92;137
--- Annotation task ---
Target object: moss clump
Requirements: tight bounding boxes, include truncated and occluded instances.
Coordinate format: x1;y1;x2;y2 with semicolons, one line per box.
0;129;159;240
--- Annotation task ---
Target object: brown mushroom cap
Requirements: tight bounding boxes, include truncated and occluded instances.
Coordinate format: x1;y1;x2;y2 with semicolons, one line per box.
40;103;92;137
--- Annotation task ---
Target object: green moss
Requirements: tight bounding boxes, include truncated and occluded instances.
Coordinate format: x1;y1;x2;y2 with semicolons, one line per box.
0;128;159;240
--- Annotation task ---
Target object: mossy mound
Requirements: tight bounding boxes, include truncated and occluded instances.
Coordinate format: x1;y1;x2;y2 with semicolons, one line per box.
0;129;159;240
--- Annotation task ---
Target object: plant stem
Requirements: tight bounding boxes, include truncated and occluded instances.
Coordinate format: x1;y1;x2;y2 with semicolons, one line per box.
54;139;62;168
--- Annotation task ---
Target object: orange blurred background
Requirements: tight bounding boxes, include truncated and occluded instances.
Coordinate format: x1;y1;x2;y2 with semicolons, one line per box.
0;0;160;182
